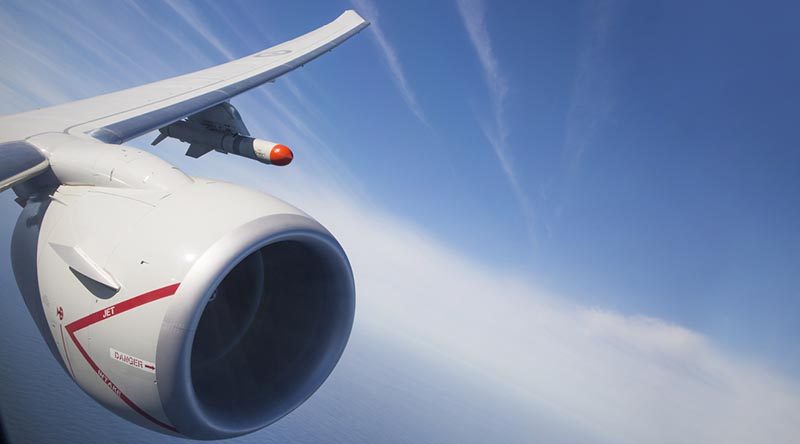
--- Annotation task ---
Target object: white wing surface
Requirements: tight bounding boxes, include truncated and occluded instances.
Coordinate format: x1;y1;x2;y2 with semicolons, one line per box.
0;10;368;148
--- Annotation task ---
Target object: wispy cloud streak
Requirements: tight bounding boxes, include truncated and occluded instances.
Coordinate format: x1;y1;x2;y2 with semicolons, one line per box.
456;0;508;108
543;0;618;226
351;0;430;127
455;0;536;240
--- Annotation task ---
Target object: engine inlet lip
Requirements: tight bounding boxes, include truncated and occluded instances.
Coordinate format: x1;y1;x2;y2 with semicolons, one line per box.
156;213;355;439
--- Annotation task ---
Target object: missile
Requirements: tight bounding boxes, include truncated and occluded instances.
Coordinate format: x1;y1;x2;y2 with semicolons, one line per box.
152;120;293;166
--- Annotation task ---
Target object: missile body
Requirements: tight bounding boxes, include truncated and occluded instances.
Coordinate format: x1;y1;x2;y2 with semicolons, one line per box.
155;120;293;166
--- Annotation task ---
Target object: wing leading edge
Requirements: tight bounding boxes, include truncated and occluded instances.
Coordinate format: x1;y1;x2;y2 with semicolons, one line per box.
0;10;368;146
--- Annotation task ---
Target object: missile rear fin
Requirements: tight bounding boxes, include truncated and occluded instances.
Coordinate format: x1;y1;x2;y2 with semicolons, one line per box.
185;144;214;159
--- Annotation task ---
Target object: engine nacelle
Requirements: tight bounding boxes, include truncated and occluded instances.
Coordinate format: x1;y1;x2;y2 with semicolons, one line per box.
11;139;354;439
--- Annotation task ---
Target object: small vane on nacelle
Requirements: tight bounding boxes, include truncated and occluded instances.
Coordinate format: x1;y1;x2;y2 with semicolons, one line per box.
152;103;293;166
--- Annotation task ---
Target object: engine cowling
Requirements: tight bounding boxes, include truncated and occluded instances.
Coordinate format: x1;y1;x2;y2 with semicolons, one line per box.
11;140;355;439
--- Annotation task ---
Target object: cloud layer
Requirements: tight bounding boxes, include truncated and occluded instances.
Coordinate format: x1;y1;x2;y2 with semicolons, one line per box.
273;183;800;444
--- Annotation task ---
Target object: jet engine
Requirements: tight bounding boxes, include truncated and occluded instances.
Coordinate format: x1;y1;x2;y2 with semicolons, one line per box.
11;135;355;439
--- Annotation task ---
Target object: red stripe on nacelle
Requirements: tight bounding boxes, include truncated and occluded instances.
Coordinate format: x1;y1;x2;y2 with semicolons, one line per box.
60;324;75;378
65;283;180;433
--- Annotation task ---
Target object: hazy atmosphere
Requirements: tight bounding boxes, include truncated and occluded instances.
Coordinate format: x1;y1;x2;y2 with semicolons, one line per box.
1;1;799;443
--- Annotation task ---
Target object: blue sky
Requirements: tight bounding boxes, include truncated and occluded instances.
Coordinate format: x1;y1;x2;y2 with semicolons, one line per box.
1;0;800;442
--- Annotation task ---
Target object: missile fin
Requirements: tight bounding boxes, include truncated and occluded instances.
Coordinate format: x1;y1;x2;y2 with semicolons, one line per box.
151;132;168;146
185;143;215;159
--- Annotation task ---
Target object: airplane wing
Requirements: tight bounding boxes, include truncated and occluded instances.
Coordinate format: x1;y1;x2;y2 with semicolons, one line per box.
1;10;365;438
0;10;368;191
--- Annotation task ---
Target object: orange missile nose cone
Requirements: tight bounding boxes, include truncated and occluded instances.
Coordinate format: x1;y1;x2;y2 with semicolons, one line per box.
269;144;293;166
